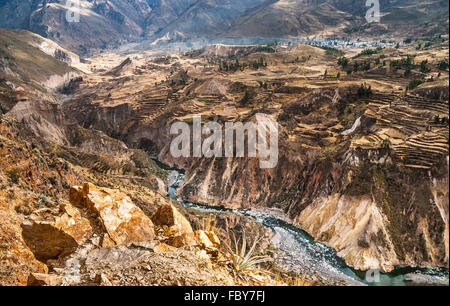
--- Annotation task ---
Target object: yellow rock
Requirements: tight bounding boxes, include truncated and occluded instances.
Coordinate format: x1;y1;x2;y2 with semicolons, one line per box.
195;230;216;249
95;273;112;286
21;203;93;262
54;203;93;245
203;231;220;249
194;230;221;257
0;201;48;286
151;204;193;235
169;232;197;248
101;234;116;248
153;243;177;253
27;273;59;286
70;183;155;246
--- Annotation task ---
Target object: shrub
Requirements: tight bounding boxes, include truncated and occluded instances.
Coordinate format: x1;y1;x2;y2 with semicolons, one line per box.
6;169;20;184
224;231;272;281
277;112;292;122
240;90;250;105
357;83;372;97
338;57;348;67
438;60;449;71
420;60;431;73
407;79;424;90
354;47;381;58
320;46;345;57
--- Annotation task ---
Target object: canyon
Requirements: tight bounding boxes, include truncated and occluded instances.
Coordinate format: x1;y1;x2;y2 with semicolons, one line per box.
0;3;449;285
58;40;449;275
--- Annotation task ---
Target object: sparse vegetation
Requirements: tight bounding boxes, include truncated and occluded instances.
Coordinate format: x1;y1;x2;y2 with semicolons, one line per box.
320;46;345;57
407;78;424;90
240;90;250;105
357;83;372;97
337;57;349;67
6;169;20;184
420;60;431;73
438;60;449;71
354;47;382;58
277;112;292;122
224;231;272;281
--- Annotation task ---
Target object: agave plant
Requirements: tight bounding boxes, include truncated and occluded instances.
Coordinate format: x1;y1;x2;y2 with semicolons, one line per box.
224;231;272;281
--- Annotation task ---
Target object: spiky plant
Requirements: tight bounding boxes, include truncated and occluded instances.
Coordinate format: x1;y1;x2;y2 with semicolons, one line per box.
224;231;272;281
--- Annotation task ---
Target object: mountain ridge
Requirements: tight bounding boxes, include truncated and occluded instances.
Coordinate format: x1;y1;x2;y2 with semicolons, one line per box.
0;0;448;54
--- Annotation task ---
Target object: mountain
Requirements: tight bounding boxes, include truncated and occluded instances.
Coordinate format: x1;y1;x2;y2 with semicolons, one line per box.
223;0;450;38
0;0;151;54
149;0;268;39
1;0;448;54
0;28;78;108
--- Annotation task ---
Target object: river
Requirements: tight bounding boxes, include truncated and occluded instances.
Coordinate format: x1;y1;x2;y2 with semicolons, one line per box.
161;164;448;286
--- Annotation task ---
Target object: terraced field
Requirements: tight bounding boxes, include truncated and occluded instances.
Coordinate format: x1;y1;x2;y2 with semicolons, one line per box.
356;93;449;169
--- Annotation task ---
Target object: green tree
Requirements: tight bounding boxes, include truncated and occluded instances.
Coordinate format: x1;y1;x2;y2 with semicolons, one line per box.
240;91;250;105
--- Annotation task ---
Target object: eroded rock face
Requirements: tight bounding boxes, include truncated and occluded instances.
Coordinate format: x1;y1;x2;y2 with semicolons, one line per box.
297;194;399;272
69;183;155;246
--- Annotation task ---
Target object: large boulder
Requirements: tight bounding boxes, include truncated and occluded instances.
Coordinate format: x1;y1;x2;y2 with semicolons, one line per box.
69;183;155;246
151;204;193;235
21;203;93;262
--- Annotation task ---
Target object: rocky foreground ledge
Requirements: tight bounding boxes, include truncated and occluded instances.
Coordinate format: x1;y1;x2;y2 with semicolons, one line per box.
2;183;282;286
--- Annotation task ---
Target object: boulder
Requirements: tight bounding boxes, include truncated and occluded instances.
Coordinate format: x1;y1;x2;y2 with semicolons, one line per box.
151;204;193;235
153;243;177;253
195;230;220;256
27;273;60;286
69;183;155;246
21;203;93;262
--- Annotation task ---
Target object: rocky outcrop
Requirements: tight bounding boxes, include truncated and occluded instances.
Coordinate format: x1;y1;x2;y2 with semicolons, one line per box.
13;183;267;286
69;183;155;246
7;100;72;146
151;204;193;235
297;194;399;272
151;203;221;256
21;203;93;262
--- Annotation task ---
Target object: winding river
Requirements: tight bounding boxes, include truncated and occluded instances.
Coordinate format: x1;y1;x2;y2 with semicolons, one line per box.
159;162;449;286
